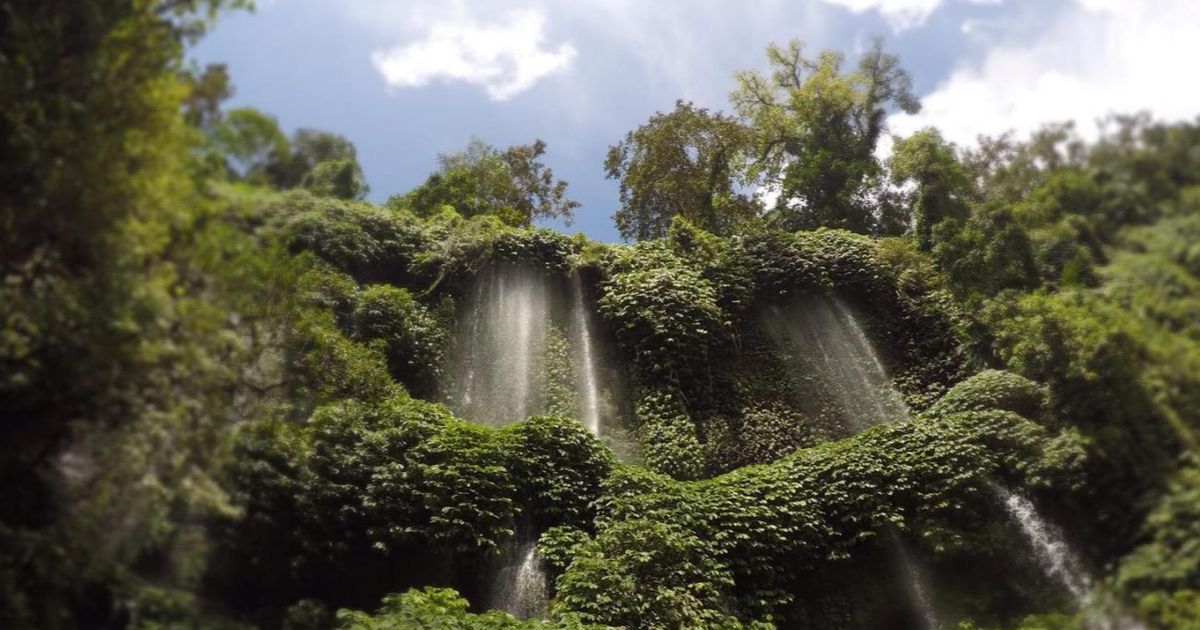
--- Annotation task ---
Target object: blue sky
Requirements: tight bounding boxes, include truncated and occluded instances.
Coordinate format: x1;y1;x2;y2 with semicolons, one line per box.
192;0;1199;242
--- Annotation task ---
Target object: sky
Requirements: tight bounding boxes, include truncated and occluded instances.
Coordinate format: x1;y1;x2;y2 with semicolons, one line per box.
192;0;1200;242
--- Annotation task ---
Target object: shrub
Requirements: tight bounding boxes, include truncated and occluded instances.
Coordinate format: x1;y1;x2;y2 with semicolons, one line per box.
284;308;400;415
337;587;604;629
352;284;446;397
500;416;613;528
930;370;1049;420
633;388;704;480
549;377;1080;626
278;191;428;285
598;248;723;381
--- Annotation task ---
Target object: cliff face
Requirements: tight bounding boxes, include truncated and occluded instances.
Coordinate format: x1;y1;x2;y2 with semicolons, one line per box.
212;204;1107;628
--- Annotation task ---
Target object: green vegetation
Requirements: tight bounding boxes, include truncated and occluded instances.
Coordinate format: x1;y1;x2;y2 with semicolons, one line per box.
606;101;758;240
1;3;1198;629
398;138;579;227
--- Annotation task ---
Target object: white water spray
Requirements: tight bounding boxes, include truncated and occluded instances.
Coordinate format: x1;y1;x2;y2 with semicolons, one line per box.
893;535;941;630
489;538;549;619
571;276;602;436
452;264;550;426
762;294;909;431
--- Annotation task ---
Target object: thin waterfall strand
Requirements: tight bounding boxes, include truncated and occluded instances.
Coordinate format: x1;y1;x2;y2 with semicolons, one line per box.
571;276;602;436
461;281;485;408
893;535;941;630
489;539;549;619
996;487;1092;601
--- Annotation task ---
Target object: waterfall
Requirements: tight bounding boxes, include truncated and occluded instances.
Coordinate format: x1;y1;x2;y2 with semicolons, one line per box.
488;538;549;619
995;487;1092;601
764;294;939;626
761;293;1143;628
761;294;909;431
571;276;602;436
448;263;599;430
451;264;550;426
991;488;1151;628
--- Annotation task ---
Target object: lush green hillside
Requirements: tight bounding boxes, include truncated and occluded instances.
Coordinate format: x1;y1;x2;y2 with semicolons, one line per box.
2;2;1199;629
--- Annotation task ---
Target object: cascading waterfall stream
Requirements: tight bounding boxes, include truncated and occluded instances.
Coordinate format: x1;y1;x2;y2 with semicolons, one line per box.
488;537;549;620
763;294;1128;626
764;294;940;627
994;486;1092;601
452;265;623;616
571;275;602;436
762;295;909;431
451;264;550;426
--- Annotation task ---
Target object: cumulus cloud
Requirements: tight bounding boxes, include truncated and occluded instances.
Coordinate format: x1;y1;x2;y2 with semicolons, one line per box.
890;0;1200;145
371;9;576;101
820;0;1000;31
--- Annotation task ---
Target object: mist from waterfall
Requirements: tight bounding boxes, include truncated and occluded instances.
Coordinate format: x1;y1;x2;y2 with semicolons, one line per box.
892;534;941;630
571;275;602;436
488;537;549;620
451;264;551;426
761;294;909;432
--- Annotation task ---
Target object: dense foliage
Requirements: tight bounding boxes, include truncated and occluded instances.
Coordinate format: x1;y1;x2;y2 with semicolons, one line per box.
605;101;758;240
2;4;1198;629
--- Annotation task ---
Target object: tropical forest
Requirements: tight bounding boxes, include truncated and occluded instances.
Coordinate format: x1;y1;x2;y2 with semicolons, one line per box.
3;2;1200;629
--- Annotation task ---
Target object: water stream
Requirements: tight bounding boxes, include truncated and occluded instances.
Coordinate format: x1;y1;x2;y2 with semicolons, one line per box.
764;294;939;627
453;267;610;616
451;264;551;426
571;275;602;436
994;489;1151;628
488;537;549;619
761;295;909;432
995;487;1092;601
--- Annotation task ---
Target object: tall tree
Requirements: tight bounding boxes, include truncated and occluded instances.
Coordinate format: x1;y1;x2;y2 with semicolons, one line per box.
731;38;919;234
303;157;369;200
403;138;578;227
181;62;232;130
212;106;290;182
888;128;975;249
0;0;245;270
268;128;361;189
606;101;758;241
208;113;369;197
1;0;257;625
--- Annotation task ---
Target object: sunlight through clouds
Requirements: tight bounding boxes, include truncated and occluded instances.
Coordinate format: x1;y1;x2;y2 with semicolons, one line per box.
820;0;1001;31
889;0;1200;145
371;9;576;101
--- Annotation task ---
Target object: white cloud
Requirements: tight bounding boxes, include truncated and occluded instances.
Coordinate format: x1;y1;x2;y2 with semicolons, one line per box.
820;0;1001;31
820;0;943;30
889;0;1200;146
371;9;576;101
